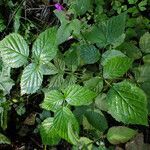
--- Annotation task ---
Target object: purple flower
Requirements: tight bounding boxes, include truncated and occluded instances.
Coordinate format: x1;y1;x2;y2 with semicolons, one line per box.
54;3;64;11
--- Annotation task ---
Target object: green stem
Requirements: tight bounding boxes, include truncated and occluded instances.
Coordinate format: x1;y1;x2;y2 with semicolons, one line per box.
44;145;47;150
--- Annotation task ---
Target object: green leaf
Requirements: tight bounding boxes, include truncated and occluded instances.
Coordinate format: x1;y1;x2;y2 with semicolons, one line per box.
101;50;132;79
0;19;6;32
0;66;14;95
134;64;150;83
53;107;79;144
143;54;150;64
107;126;137;145
63;75;77;89
138;0;147;11
48;74;65;90
84;24;107;48
128;0;138;4
78;45;100;65
13;8;21;33
54;11;68;24
70;0;92;16
56;19;81;44
41;90;64;112
85;109;108;131
0;33;29;68
107;81;148;125
21;63;43;95
64;46;79;71
54;56;66;72
84;13;126;47
32;27;58;64
84;77;103;94
139;32;150;54
40;117;60;145
117;42;142;60
57;23;71;44
76;137;93;150
112;34;126;48
0;76;14;95
40;62;58;75
95;93;108;111
107;13;126;44
63;84;96;106
69;19;81;35
141;82;150;113
0;133;11;144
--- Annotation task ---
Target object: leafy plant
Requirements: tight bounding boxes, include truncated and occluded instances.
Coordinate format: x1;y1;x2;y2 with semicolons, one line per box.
0;0;149;149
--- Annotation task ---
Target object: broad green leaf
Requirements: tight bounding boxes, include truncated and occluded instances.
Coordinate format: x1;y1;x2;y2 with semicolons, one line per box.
75;137;93;150
70;0;92;16
64;46;79;71
32;27;58;64
95;93;108;111
53;107;79;144
84;76;103;94
41;90;64;112
139;32;150;54
84;24;107;48
73;106;89;124
138;0;147;11
112;34;126;48
0;133;11;144
143;54;150;63
0;33;29;68
0;65;14;95
85;109;108;131
107;81;148;125
78;45;100;65
107;126;137;145
57;23;71;44
54;56;65;72
128;0;138;4
48;74;65;90
82;116;95;130
118;42;142;60
56;19;81;44
40;117;60;145
54;11;68;24
21;63;43;95
68;122;79;145
55;11;81;44
40;62;58;75
134;64;150;83
69;19;81;35
0;76;14;95
63;75;77;89
63;84;96;106
84;13;126;47
141;82;150;113
101;50;132;79
107;13;126;44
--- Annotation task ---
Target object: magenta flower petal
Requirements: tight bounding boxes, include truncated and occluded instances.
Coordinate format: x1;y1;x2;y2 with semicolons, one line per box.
54;3;64;11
